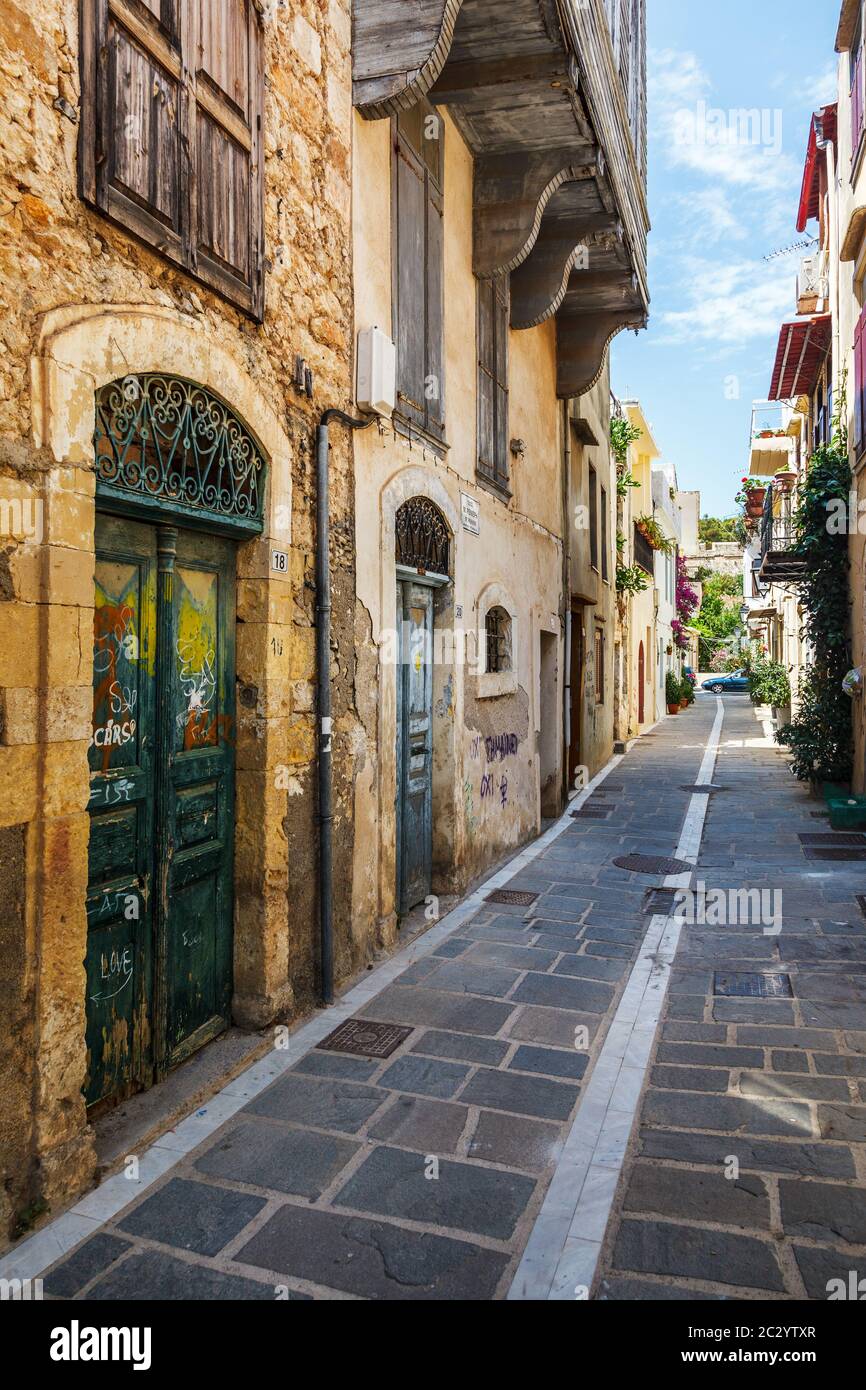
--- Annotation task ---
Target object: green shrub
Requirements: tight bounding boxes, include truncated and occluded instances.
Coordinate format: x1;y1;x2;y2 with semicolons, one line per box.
748;659;791;709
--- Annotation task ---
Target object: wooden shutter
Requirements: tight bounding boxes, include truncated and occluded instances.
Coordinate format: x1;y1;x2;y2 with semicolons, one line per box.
855;304;866;450
394;129;427;430
426;177;446;439
393;102;445;440
79;0;264;320
193;0;264;317
477;273;510;489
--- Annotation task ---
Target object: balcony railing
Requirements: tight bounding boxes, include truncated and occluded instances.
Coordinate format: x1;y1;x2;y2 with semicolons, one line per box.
633;523;655;576
760;484;804;582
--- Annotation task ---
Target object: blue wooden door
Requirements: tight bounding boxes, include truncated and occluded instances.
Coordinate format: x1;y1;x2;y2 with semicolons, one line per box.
397;581;434;915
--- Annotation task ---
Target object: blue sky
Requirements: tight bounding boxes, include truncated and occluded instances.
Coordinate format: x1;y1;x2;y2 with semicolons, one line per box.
611;0;839;517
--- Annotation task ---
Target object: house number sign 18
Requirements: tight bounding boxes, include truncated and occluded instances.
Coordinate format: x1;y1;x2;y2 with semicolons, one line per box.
271;549;289;573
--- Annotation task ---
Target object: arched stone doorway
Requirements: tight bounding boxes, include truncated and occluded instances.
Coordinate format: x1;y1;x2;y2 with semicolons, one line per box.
86;374;266;1110
394;496;452;916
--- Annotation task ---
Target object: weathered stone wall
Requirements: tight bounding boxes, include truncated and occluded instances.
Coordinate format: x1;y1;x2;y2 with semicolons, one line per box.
0;0;360;1239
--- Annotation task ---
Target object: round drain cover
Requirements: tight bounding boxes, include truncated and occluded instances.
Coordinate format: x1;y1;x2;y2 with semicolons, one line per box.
680;784;724;794
613;854;693;875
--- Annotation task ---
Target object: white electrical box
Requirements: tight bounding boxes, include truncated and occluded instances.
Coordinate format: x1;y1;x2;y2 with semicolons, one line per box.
356;326;396;418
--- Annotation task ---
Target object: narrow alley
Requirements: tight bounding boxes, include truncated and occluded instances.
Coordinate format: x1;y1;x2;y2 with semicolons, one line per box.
7;693;864;1304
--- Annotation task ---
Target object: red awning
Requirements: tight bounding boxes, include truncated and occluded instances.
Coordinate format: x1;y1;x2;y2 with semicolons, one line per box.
797;105;838;232
768;314;832;400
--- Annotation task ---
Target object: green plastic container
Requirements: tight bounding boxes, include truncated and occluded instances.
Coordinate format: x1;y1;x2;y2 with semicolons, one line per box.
827;796;866;831
822;781;852;805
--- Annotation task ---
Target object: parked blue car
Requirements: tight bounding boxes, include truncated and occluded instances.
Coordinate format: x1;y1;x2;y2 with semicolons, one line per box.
702;669;750;694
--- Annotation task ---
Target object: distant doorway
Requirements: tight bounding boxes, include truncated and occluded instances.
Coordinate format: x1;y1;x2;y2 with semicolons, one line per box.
568;604;585;789
638;641;645;725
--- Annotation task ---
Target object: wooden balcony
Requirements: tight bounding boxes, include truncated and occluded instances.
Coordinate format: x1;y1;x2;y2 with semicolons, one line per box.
353;0;650;397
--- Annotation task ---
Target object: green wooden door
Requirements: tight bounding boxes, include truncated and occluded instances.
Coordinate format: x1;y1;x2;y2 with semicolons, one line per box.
86;516;157;1108
86;515;236;1108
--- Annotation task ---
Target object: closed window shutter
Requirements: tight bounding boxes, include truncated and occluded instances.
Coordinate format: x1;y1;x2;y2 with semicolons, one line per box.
394;104;445;440
425;180;446;439
394;134;427;430
856;306;866;449
79;0;264;320
477;274;510;488
192;0;264;317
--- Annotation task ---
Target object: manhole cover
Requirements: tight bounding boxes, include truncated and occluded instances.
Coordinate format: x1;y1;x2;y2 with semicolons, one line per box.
644;887;679;915
613;854;693;875
317;1019;413;1058
486;889;538;907
571;807;611;820
714;972;792;998
680;784;723;794
798;833;866;846
803;848;866;862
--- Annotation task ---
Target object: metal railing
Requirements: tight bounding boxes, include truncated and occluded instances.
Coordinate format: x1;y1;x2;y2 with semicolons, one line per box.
760;483;802;581
633;522;655;575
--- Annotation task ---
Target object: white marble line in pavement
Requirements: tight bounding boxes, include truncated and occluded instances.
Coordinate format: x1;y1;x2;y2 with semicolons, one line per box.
508;697;725;1302
0;748;630;1283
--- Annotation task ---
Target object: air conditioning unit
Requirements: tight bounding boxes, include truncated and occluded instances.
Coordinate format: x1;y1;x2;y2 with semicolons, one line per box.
356;326;396;418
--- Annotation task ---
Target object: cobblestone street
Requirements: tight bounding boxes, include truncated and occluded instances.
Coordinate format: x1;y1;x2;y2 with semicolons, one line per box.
7;694;863;1302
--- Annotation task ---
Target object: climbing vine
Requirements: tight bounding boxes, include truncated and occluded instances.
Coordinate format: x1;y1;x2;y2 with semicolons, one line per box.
610;416;642;466
776;393;853;783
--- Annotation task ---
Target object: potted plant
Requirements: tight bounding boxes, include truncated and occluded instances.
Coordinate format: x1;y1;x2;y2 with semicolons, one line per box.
666;672;681;715
679;676;690;710
735;477;768;520
636;513;675;554
774;466;797;492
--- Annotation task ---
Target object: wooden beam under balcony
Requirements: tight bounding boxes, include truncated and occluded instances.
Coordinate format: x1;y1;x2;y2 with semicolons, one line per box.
473;148;597;278
556;307;646;400
510;219;622;330
428;52;573;102
353;0;463;119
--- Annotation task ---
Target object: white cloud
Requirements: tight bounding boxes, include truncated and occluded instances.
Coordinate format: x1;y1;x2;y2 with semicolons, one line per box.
802;60;838;109
673;188;748;245
653;255;794;348
649;47;799;194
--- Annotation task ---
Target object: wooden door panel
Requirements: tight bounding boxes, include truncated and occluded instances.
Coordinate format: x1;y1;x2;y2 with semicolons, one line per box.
397;583;434;914
86;516;157;1108
162;534;236;1067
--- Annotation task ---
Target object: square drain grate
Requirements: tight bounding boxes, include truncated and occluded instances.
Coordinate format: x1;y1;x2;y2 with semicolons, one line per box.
486;889;538;907
803;848;866;862
571;806;611;820
613;854;693;875
644;887;679;915
798;833;866;847
857;896;866;919
714;972;793;998
317;1019;413;1058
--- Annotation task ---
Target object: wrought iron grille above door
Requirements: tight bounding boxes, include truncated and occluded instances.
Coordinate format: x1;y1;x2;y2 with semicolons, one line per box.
94;376;266;537
395;496;450;577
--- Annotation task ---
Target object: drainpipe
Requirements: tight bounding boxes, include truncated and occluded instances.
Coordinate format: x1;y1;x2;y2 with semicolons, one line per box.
315;409;376;1006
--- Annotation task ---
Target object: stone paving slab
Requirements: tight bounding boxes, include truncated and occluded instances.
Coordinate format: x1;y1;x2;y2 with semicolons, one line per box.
39;698;864;1302
594;699;866;1302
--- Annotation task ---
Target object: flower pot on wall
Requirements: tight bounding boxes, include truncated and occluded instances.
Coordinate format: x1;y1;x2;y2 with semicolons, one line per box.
745;488;766;519
667;704;680;715
774;471;797;492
